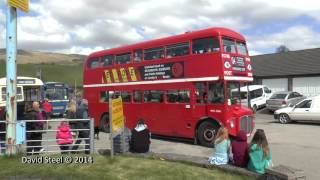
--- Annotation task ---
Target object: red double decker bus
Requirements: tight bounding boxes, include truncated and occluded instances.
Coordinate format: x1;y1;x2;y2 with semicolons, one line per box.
83;27;254;146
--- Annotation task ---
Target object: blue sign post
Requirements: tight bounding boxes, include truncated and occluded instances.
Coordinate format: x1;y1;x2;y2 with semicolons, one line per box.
6;0;29;156
5;6;18;155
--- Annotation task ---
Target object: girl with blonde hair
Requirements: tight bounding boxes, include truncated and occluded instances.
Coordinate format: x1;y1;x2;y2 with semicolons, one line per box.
208;127;231;165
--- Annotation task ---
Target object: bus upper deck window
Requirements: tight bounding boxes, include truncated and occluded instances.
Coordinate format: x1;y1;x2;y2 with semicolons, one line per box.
88;58;100;69
166;42;189;58
144;47;164;61
236;42;248;55
192;37;220;54
102;55;114;66
222;38;236;53
115;53;131;64
133;49;142;62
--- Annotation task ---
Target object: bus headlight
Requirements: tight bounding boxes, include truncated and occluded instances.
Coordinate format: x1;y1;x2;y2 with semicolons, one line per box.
224;61;231;68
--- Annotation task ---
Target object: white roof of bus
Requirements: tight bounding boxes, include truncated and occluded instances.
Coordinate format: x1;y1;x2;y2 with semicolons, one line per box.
239;85;266;92
0;76;43;86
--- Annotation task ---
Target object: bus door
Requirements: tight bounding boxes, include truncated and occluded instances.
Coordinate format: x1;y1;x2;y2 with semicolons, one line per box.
140;90;168;135
166;89;193;137
193;82;208;123
206;82;225;124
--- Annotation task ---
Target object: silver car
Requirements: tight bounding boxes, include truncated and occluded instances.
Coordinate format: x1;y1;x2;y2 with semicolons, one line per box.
266;91;305;112
274;96;320;124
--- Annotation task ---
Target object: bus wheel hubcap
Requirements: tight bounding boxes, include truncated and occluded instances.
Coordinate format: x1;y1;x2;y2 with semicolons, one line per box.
204;128;215;142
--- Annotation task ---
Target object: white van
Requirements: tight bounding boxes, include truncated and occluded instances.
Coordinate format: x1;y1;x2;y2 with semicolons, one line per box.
236;85;272;112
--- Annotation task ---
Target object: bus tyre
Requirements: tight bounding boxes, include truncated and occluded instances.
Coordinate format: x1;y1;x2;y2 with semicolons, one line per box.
279;113;291;124
100;114;110;133
252;105;258;113
197;121;219;147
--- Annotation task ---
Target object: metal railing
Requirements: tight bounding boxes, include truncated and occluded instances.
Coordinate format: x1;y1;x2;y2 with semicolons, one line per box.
0;118;95;155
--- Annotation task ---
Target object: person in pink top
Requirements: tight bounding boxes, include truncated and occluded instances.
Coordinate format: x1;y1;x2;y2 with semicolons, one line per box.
56;121;73;154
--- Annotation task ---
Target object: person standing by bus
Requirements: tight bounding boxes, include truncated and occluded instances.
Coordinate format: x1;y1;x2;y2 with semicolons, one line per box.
65;100;77;140
42;98;52;120
25;101;44;155
72;99;90;154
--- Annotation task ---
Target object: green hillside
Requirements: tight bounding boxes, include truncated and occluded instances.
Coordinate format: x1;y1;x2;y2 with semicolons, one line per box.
0;61;83;87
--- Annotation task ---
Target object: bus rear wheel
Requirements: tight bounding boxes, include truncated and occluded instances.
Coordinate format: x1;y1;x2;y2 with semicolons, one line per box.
100;114;110;133
197;121;220;147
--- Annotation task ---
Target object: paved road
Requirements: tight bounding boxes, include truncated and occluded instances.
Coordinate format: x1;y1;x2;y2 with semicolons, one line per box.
95;109;320;179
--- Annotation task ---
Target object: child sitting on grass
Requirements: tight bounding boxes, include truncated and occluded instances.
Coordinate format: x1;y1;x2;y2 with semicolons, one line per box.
208;127;231;165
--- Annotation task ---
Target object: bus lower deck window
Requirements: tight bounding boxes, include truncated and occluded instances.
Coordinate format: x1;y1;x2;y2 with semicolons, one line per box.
134;91;142;102
121;91;131;102
195;82;206;103
208;82;224;104
167;90;190;103
100;91;109;102
144;90;164;103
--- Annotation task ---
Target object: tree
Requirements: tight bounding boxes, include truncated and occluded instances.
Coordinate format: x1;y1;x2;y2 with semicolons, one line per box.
276;45;290;53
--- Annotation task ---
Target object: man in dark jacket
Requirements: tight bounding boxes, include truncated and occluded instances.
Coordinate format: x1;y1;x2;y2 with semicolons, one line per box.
130;119;150;153
72;99;90;154
231;130;249;167
25;101;44;155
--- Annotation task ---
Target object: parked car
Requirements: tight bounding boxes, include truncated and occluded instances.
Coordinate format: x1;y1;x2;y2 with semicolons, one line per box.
266;91;305;112
274;95;320;124
234;85;272;113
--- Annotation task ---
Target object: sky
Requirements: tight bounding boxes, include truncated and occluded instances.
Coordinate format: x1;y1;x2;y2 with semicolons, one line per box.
0;0;320;55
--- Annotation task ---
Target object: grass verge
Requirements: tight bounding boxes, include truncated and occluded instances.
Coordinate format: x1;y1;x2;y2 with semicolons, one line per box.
0;154;255;180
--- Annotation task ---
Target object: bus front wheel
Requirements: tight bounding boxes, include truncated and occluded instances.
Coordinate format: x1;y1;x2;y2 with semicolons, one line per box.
197;121;219;147
100;114;110;133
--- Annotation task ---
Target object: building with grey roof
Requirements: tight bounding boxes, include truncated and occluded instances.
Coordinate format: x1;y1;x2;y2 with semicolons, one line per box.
251;48;320;97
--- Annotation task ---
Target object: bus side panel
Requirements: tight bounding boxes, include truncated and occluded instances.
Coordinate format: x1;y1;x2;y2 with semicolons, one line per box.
84;87;107;128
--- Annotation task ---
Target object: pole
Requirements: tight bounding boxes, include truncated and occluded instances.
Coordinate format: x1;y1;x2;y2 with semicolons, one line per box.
74;79;76;100
109;91;114;158
6;6;17;155
247;83;251;109
90;118;94;154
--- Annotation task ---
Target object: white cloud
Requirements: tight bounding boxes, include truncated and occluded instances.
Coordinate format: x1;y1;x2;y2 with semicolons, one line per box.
61;46;105;55
0;0;320;55
248;26;320;51
248;50;263;56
